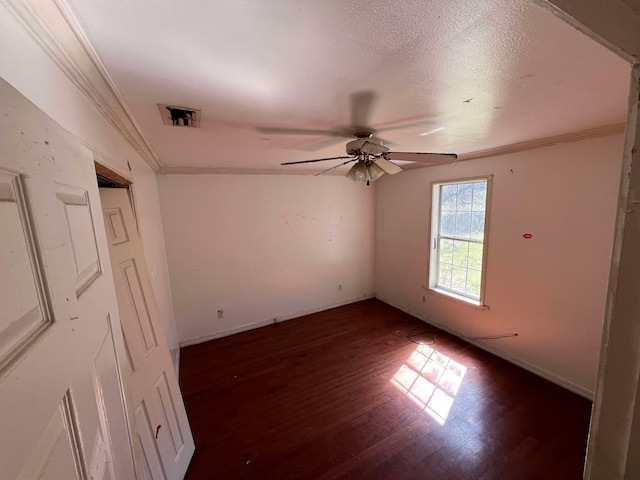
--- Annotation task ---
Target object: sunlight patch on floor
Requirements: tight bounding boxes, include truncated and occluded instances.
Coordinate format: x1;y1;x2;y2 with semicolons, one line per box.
391;344;467;424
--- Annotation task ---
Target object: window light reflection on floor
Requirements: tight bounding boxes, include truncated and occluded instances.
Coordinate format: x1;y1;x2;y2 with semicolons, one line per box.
391;344;467;425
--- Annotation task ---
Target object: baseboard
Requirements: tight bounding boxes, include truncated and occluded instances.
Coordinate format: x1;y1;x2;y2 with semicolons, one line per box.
179;319;274;347
375;294;594;400
273;294;375;323
179;294;375;347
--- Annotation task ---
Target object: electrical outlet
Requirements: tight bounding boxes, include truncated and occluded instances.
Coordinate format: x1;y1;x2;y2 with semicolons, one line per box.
217;309;224;319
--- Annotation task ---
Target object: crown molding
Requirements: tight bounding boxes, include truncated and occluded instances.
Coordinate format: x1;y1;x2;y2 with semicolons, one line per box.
161;166;345;176
163;123;626;175
0;0;162;172
1;0;627;177
457;122;626;162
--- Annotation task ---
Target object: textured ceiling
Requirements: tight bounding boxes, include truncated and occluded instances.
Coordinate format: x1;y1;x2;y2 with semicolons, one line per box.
65;0;630;173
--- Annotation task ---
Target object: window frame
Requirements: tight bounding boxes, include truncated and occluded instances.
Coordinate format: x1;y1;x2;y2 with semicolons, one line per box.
428;175;492;307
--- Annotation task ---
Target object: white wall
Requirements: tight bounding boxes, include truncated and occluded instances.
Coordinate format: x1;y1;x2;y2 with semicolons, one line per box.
158;174;376;344
0;6;180;361
375;133;623;397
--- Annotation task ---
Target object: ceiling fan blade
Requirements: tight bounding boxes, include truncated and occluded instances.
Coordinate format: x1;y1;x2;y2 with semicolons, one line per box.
377;119;441;134
375;157;403;175
385;152;457;164
281;156;354;165
258;127;352;138
315;158;357;176
350;90;378;130
302;136;347;151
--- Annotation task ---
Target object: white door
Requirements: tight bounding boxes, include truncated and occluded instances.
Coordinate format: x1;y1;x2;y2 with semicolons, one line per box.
0;81;135;478
100;187;195;479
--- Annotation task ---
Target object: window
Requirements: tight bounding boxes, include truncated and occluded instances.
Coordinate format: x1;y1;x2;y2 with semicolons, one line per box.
429;177;491;305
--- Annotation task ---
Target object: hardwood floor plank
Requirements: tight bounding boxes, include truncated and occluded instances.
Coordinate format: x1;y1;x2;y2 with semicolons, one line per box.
180;299;591;479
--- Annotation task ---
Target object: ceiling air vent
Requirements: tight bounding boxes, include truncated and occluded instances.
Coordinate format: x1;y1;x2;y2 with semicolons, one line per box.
158;104;201;128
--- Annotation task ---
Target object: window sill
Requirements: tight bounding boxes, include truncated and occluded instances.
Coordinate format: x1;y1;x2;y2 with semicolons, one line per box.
422;285;489;311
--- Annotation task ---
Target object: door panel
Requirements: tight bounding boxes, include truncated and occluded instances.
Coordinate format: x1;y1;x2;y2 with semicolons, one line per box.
135;401;167;480
121;258;158;355
0;78;135;479
54;184;102;295
0;171;53;370
100;187;195;479
86;427;114;480
92;316;131;480
17;391;88;480
154;371;186;456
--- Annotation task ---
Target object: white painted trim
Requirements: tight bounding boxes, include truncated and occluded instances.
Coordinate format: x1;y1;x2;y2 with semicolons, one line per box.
179;294;374;347
93;154;133;184
163;124;625;176
537;0;639;63
162;166;346;176
584;64;640;478
104;314;137;478
0;0;162;172
0;0;625;178
179;319;277;347
375;294;593;400
424;287;489;311
170;347;180;379
457;122;626;163
428;175;493;307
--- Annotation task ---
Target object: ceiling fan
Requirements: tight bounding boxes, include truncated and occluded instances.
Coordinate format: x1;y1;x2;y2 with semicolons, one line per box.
261;91;458;185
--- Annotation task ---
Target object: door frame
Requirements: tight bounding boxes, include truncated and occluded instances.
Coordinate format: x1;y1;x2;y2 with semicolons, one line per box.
93;157;139;476
536;1;640;477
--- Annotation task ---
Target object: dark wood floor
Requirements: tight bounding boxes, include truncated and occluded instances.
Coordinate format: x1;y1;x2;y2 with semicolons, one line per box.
180;299;591;480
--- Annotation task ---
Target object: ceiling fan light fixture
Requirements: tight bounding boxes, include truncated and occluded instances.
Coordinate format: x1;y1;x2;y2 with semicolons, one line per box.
346;162;367;182
346;161;385;185
368;162;386;181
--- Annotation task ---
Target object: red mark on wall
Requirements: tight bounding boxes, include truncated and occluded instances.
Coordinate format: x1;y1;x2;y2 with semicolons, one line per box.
155;425;161;438
522;233;533;239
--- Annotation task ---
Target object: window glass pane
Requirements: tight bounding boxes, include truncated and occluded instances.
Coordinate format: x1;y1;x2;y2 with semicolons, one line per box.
455;212;471;238
432;178;489;303
457;183;473;212
470;212;485;240
439;239;454;264
468;242;483;270
466;269;481;297
472;182;487;211
441;212;456;236
451;266;467;292
441;185;457;211
452;240;469;267
438;263;452;288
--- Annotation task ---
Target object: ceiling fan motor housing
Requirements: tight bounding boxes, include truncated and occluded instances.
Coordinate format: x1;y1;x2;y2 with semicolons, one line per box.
346;137;389;156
